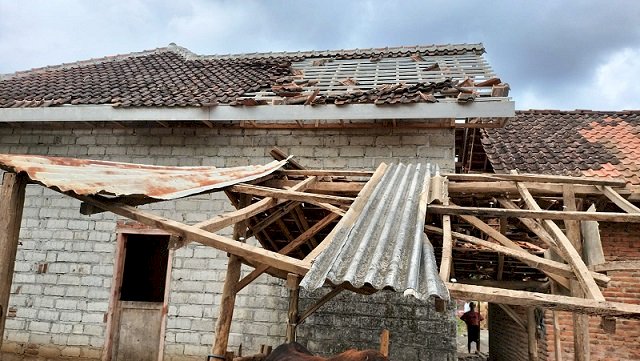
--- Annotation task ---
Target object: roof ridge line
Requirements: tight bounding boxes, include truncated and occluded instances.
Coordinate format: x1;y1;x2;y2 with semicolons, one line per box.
517;109;640;114
195;43;485;60
0;43;196;80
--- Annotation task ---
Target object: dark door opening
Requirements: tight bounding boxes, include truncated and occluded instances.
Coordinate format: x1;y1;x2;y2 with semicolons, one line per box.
120;234;170;302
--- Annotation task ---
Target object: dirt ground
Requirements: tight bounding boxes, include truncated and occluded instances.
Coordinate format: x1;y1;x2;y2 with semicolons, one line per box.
457;329;489;360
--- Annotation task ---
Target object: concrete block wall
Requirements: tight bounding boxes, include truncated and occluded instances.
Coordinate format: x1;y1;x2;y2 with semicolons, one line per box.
298;289;457;361
0;125;455;360
543;223;640;361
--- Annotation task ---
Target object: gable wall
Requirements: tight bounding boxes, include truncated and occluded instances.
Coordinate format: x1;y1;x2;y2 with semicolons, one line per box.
0;125;455;361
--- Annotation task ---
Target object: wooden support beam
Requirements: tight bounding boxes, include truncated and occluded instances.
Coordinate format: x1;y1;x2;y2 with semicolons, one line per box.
591;261;640;272
517;182;605;301
72;193;310;275
498;304;527;330
497;198;560;251
428;204;640;223
279;169;375;177
0;173;27;349
446;282;640;318
527;308;538;361
212;195;250;357
235;213;340;293
563;185;591;361
379;329;390;357
304;163;388;263
444;173;626;187
424;226;609;286
285;274;300;343
230;184;355;205
297;285;345;324
439;215;453;282
449;181;603;196
598;185;640;213
263;179;365;195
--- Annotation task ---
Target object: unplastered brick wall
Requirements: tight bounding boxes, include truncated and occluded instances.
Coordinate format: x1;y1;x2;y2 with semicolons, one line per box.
543;223;640;361
488;304;547;361
0;125;454;360
298;290;457;361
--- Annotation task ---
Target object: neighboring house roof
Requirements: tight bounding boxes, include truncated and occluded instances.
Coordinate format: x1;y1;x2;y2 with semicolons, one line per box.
0;154;289;200
481;110;640;184
301;163;449;302
0;43;507;109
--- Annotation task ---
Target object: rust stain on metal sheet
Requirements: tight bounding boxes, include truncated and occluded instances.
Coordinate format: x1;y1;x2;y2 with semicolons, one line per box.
0;154;290;200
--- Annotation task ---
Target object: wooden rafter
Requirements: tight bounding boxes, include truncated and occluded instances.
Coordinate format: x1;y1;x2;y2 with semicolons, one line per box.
230;183;355;205
445;173;626;187
597;185;640;213
447;282;640;318
70;193;311;275
516;181;605;301
425;226;609;286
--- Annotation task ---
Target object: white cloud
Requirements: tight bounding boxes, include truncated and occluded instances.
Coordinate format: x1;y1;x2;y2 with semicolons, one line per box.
592;48;640;110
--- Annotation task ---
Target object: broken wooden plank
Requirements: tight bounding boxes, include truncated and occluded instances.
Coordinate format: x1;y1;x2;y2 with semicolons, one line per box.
582;204;605;267
517;182;605;301
591;261;640;272
446;282;640;318
439;215;453;282
424;226;609;286
427;204;640;223
71;193;311;275
230;184;355;205
297;285;345;324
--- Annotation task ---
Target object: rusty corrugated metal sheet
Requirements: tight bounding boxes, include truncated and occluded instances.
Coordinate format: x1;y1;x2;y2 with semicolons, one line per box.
300;163;449;302
0;154;289;200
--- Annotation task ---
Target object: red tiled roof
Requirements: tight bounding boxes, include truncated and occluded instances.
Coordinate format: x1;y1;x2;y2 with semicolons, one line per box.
0;43;505;108
481;110;640;184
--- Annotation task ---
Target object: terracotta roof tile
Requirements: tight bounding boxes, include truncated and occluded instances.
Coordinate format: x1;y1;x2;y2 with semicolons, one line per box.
482;110;640;184
0;43;506;108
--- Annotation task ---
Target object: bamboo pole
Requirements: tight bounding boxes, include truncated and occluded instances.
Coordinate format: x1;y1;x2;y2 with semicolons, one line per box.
0;173;27;348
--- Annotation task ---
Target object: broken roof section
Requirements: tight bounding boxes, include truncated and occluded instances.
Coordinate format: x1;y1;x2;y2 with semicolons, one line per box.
482;110;640;184
301;163;449;302
0;43;508;108
0;154;289;200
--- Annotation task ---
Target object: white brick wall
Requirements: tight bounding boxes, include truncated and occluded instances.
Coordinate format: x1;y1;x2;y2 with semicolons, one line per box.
0;125;454;360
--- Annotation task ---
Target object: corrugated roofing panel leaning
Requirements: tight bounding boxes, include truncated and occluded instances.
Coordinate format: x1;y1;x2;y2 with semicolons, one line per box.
0;154;289;200
300;163;449;302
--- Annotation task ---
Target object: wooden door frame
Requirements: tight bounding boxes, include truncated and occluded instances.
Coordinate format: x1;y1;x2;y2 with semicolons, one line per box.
102;225;174;361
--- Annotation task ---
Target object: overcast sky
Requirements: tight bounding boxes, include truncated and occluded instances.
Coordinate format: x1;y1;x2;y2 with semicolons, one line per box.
1;0;639;110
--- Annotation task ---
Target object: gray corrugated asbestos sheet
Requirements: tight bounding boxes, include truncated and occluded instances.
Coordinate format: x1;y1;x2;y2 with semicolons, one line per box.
300;163;450;302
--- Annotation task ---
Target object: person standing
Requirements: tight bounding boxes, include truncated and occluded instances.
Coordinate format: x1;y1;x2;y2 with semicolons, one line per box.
460;302;484;353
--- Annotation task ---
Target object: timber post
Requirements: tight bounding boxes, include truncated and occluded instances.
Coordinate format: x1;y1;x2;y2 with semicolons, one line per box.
285;273;300;342
211;195;250;358
0;172;27;348
527;307;538;361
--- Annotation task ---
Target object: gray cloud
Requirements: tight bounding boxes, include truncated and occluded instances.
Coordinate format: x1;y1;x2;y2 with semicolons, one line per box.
1;0;639;110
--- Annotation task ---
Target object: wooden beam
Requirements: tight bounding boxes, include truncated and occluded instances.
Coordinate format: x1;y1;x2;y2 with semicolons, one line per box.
439;215;453;282
379;329;390;357
304;163;388;263
517;182;605;301
279;169;375;177
0;173;27;350
444;173;626;187
424;226;609;286
235;212;340;293
285;274;300;342
428;204;640;223
497;198;559;251
527;308;538;361
297;285;345;324
263;179;365;194
498;304;527;330
212;195;249;357
446;282;640;318
72;193;310;275
598;185;640;213
591;261;640;272
449;181;604;196
230;184;355;205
